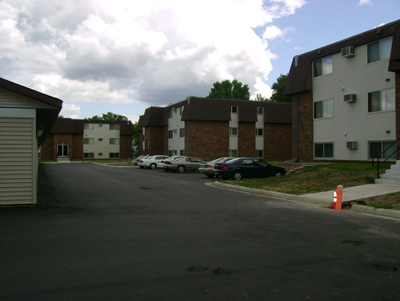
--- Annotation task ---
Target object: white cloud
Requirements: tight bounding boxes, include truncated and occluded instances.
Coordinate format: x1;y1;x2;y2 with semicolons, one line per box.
358;0;372;5
60;103;81;119
0;0;307;112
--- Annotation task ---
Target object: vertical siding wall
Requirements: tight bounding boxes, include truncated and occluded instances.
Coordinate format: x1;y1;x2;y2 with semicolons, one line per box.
313;44;396;160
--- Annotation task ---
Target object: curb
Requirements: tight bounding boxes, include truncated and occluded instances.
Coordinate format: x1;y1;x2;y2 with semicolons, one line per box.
209;181;400;220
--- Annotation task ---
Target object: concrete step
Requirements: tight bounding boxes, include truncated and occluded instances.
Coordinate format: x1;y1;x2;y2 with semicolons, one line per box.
57;158;70;163
380;173;400;181
375;178;400;186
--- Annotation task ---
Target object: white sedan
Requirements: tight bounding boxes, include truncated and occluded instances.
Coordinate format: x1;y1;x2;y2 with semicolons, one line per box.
142;155;169;169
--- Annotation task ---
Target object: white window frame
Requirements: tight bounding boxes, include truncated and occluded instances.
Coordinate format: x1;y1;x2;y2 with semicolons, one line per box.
313;55;333;77
368;89;395;113
314;99;333;119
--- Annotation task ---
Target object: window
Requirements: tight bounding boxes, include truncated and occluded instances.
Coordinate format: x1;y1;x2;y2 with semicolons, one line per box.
229;127;238;136
315;143;333;158
367;36;392;63
109;153;120;158
180;128;185;137
168;130;173;139
180;106;183;115
314;99;333;119
98;124;103;127
368;89;395;112
84;123;94;130
83;152;94;158
84;138;94;145
313;55;333;77
257;107;264;115
180;150;185;155
168;110;173;118
110;124;120;130
369;141;396;159
109;138;120;145
256;150;263;158
229;150;238;157
231;105;238;113
256;128;263;136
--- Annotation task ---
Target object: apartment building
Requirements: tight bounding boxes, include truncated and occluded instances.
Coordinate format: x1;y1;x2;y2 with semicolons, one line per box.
284;19;400;161
40;118;134;160
138;97;292;160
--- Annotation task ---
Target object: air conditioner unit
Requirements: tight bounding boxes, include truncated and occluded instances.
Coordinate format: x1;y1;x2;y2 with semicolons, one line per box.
344;94;356;103
173;129;177;133
346;141;358;150
98;153;103;156
341;46;355;57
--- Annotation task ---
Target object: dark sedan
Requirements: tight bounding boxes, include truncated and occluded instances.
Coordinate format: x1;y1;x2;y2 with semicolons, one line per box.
213;157;286;180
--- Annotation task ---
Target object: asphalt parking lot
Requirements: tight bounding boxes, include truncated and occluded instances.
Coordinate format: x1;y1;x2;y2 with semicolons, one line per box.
1;163;400;301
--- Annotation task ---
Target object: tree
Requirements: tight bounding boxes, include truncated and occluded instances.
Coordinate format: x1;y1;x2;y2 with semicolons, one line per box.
86;112;128;121
206;79;250;100
269;74;291;103
132;121;140;158
253;94;269;102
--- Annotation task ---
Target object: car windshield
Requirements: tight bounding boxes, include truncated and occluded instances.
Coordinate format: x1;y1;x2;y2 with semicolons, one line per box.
226;158;240;164
211;157;224;163
254;159;268;167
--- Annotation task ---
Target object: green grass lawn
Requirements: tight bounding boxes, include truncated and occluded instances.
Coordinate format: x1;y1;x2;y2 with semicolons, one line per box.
221;162;399;210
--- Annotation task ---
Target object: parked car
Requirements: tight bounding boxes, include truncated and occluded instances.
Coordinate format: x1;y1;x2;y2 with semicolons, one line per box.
213;157;286;180
141;155;169;169
163;156;205;173
159;156;183;170
137;155;151;168
132;155;147;166
198;157;235;178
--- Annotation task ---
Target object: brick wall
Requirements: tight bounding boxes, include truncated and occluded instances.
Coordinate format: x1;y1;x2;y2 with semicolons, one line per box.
264;123;292;159
238;122;255;157
53;134;73;159
292;91;314;161
71;135;83;159
186;121;228;160
40;134;54;159
120;135;132;159
147;127;164;155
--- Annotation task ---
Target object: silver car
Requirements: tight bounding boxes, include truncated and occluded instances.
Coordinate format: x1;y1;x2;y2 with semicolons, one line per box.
142;155;169;169
198;157;235;178
163;156;205;173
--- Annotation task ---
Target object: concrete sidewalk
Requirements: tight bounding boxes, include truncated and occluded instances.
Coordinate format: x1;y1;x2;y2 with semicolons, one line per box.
210;182;400;220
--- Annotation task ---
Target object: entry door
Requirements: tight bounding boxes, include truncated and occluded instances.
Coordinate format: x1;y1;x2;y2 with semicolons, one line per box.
57;144;69;157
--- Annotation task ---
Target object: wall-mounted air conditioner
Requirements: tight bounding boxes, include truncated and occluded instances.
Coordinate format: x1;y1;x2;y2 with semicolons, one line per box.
341;46;355;58
346;141;358;150
344;94;356;103
173;129;177;133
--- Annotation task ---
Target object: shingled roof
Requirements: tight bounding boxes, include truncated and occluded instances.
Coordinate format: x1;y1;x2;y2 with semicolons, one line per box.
284;19;400;96
0;77;63;144
139;97;291;127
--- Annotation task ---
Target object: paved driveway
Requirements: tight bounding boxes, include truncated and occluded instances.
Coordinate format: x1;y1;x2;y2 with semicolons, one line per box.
1;163;400;301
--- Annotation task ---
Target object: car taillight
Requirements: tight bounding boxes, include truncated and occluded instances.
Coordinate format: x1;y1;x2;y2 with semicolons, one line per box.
206;164;212;168
164;161;171;165
221;165;229;171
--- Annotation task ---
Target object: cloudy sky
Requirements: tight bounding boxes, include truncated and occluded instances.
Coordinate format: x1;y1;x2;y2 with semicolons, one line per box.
1;0;399;122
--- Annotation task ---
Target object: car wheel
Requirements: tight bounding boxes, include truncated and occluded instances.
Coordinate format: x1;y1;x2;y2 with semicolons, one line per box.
275;171;283;177
139;166;144;169
207;174;214;179
177;165;185;173
150;163;157;170
233;172;242;180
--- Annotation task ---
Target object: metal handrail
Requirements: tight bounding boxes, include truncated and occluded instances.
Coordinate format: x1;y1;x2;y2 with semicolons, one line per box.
372;137;400;178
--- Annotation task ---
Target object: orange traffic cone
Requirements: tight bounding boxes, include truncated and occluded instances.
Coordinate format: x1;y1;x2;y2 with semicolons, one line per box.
332;185;343;210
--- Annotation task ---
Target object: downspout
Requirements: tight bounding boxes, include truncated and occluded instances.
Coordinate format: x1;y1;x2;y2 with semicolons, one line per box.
187;97;190;156
295;93;299;162
294;55;299;162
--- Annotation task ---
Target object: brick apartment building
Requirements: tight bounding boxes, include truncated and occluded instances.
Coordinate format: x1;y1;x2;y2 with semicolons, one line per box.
284;19;400;162
40;118;134;160
138;97;292;160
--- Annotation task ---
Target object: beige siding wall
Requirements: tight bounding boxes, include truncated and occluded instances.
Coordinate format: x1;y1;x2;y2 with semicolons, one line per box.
0;117;36;205
83;123;120;158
